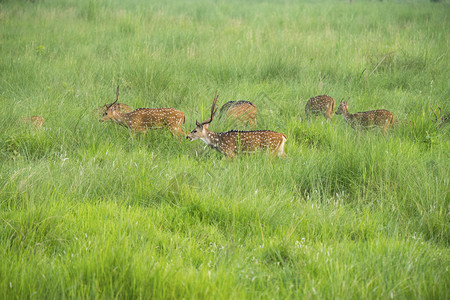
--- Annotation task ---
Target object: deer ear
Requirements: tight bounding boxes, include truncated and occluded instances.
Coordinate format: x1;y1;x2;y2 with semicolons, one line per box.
196;120;200;127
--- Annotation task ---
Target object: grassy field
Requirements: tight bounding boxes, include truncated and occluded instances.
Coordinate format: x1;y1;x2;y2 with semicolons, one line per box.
0;0;449;298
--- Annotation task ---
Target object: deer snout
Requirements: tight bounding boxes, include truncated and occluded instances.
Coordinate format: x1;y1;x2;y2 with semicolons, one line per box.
186;135;192;141
99;115;109;123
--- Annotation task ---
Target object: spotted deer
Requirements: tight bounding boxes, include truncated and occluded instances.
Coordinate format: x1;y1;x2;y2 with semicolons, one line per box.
335;101;394;134
186;92;286;158
305;95;335;121
21;116;45;128
218;100;258;126
100;86;185;135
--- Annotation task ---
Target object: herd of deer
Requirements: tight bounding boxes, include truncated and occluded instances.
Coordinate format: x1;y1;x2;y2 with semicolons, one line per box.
22;87;448;158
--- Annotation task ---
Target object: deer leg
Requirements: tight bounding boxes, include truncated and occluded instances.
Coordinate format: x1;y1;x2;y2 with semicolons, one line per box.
382;119;389;135
277;139;287;157
225;150;236;159
134;126;145;133
171;126;185;142
171;119;185;137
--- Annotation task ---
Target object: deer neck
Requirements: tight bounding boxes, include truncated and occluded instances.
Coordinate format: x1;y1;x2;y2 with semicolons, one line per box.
342;108;353;123
111;110;128;126
200;129;220;149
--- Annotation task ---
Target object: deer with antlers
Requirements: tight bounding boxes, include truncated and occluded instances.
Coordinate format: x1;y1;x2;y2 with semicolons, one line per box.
305;95;335;121
100;86;185;135
186;92;287;158
430;105;449;129
335;101;394;134
218;100;258;126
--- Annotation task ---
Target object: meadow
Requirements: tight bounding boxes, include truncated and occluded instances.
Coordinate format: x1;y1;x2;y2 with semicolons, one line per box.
0;0;449;298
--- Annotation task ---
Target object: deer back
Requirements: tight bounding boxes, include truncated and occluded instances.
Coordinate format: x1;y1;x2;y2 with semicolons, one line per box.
219;101;258;126
305;95;335;119
120;108;185;133
215;130;286;156
349;110;395;128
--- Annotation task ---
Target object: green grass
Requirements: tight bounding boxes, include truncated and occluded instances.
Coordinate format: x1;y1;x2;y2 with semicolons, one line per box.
0;0;449;298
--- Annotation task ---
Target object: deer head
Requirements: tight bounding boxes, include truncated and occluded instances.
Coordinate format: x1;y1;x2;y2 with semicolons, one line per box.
100;86;120;122
186;91;219;141
335;101;348;115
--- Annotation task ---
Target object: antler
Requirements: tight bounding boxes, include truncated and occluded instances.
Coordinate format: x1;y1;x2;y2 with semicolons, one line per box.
430;104;440;122
106;86;120;110
197;91;219;126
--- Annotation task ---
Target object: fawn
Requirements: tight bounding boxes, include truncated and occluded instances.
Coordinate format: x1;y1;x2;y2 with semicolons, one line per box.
100;86;185;135
335;101;394;134
305;95;335;121
186;92;286;158
218;100;258;126
21;116;45;128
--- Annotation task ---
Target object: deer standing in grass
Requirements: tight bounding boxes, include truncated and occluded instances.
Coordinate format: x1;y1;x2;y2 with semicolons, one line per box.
335;101;394;134
186;92;287;158
100;86;185;135
305;95;335;121
218;100;258;126
22;116;45;128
